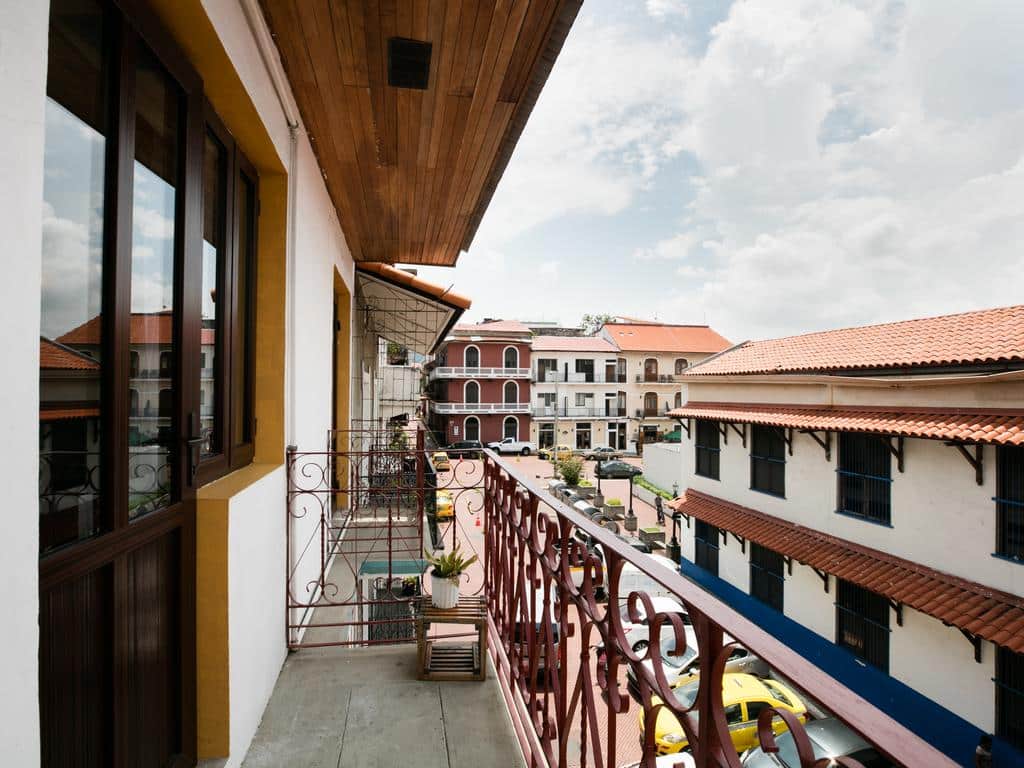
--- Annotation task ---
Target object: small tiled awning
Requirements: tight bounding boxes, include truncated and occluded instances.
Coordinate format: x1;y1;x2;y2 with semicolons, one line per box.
667;402;1024;446
40;406;100;421
668;490;1024;652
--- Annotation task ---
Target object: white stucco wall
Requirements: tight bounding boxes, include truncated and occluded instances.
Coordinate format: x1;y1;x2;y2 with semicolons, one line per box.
227;467;289;763
783;565;834;641
890;606;995;731
642;443;682;493
0;0;48;763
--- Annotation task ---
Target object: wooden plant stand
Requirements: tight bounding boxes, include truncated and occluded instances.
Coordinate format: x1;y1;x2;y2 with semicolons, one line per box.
416;595;487;681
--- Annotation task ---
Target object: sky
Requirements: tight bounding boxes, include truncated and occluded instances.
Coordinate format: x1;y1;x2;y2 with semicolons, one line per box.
413;0;1024;344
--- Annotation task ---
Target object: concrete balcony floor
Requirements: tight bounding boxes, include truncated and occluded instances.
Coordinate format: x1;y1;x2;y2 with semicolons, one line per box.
242;645;524;768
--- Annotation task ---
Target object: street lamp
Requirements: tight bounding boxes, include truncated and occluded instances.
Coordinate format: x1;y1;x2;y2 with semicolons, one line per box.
666;512;682;562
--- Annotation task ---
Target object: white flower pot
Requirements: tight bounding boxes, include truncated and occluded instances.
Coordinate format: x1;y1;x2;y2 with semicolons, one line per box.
431;572;460;609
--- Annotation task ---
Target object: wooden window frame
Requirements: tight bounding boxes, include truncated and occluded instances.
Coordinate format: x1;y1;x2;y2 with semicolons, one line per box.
750;542;785;611
194;105;257;486
750;424;786;497
694;519;720;575
835;579;890;673
995;445;1024;561
996;646;1024;750
836;432;892;525
695;419;721;480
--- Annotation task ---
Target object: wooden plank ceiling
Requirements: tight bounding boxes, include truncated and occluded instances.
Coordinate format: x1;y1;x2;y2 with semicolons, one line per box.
260;0;581;266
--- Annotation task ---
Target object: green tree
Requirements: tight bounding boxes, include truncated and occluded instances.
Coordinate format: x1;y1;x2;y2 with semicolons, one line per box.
581;313;615;335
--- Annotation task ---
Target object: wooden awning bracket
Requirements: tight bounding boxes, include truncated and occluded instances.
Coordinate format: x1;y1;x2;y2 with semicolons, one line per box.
782;555;794;576
774;427;794;456
957;628;983;664
728;422;747;448
801;429;831;461
718;422;729;445
675;417;691;439
811;567;830;593
945;442;983;485
888;600;904;627
727;531;746;553
876;435;904;472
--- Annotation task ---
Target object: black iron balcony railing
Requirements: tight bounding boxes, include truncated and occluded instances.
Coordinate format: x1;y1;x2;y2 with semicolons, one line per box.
535;371;628;384
636;373;686;384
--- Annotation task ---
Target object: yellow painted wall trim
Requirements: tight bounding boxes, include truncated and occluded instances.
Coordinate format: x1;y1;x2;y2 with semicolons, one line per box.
145;0;289;758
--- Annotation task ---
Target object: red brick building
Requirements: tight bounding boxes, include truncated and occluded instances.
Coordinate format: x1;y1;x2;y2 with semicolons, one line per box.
426;320;532;445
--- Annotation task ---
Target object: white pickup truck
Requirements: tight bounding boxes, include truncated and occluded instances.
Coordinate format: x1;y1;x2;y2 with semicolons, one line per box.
486;437;537;455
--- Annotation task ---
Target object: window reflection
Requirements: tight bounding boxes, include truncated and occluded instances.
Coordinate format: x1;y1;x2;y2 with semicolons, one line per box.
38;0;107;554
202;132;226;456
128;45;180;518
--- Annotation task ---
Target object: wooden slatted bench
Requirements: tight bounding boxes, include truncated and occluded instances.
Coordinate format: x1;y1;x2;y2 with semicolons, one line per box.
415;595;487;681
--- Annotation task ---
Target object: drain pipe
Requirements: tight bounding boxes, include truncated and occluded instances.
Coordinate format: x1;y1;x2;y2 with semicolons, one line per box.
241;0;301;446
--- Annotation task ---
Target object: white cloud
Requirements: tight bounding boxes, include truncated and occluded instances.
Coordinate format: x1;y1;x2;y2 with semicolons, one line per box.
471;11;694;244
645;0;690;19
538;261;560;277
641;0;1024;340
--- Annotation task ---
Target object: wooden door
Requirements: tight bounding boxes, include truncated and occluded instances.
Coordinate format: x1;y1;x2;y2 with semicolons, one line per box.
39;2;198;764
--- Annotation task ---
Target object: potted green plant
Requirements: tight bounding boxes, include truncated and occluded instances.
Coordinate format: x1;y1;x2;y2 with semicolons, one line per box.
603;497;625;520
577;478;596;500
557;455;584;487
425;545;478;609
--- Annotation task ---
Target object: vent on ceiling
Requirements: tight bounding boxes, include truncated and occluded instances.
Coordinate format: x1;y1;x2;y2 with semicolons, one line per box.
387;37;432;90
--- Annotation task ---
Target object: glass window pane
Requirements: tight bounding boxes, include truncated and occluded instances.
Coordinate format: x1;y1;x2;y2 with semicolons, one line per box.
232;173;256;449
39;0;108;554
129;44;180;518
201;132;226;456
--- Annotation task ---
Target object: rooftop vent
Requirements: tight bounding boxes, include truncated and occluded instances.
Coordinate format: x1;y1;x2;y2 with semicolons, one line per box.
387;37;432;90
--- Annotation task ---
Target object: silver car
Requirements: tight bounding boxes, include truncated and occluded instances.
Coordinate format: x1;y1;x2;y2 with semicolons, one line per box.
740;717;895;767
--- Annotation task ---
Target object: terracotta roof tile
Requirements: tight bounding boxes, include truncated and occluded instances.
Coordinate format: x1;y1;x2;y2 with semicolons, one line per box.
40;406;100;420
357;262;472;310
668;490;1024;653
688;305;1024;375
57;313;216;345
602;323;732;354
40;338;99;370
531;335;618;353
668;402;1024;446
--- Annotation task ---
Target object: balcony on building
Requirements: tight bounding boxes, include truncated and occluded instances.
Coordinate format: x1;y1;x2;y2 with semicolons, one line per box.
428;365;532;381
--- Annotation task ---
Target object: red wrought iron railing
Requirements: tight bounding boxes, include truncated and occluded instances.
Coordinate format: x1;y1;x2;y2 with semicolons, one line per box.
482;451;955;768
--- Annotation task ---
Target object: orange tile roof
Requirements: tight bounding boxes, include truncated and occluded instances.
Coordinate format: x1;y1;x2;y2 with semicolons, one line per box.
57;313;216;345
668;490;1024;652
531;335;618;353
602;323;732;354
357;262;472;310
688;305;1024;376
40;338;100;371
667;402;1024;446
40;406;100;421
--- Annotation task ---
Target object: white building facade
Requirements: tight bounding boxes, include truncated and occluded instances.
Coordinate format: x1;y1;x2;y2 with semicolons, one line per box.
667;306;1024;765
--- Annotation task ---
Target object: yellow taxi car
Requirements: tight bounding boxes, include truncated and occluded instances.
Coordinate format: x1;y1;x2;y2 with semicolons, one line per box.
639;672;807;755
432;451;451;472
539;444;574;462
435;490;454;520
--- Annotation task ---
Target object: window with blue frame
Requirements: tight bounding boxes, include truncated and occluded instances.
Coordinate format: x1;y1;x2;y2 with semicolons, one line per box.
750;543;785;611
750;425;786;497
996;444;1024;560
997;646;1024;750
695;420;720;480
835;579;890;673
837;432;892;525
694;520;720;576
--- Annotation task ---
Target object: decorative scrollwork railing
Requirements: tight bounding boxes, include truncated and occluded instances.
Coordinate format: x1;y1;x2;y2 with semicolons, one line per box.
482;451;954;768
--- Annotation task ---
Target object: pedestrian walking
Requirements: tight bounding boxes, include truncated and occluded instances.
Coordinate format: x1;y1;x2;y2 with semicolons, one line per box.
974;734;993;768
655;495;665;525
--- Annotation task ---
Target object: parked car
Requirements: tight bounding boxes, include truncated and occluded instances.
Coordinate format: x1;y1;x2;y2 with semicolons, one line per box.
447;440;483;458
486;437;537;455
618;596;690;653
641;673;808;755
741;717;896;767
538;444;574;461
431;451;451;472
584;446;622;461
435;490;454;519
595;460;643;480
625;627;768;703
